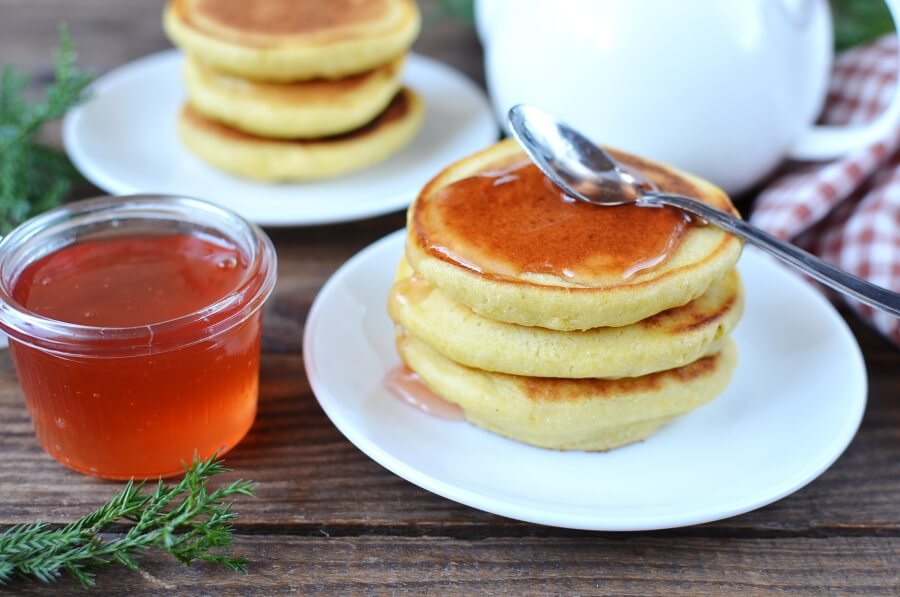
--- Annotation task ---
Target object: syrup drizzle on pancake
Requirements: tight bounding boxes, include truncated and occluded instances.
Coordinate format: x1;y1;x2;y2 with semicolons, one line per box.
415;161;695;286
390;274;433;306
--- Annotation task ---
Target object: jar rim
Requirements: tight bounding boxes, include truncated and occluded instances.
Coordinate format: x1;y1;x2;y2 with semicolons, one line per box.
0;195;277;356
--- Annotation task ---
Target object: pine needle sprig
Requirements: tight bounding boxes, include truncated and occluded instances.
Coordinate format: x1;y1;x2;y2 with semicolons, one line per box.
0;23;92;234
0;455;255;587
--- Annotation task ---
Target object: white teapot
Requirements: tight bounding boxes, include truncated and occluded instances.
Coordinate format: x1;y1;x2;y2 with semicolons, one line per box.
477;0;900;194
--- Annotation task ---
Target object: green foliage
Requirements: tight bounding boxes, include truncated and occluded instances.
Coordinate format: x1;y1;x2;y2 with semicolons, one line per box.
832;0;895;51
0;24;91;234
437;0;475;23
0;454;255;587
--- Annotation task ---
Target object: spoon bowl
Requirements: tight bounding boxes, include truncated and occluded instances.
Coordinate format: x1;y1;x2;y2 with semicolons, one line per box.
508;105;645;204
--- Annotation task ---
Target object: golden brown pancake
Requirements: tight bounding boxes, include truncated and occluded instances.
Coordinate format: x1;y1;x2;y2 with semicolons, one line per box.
389;256;743;378
164;0;421;81
178;88;424;180
398;331;738;451
405;139;743;330
183;56;406;138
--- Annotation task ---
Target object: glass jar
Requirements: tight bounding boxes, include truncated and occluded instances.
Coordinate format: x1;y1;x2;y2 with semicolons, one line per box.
0;195;276;479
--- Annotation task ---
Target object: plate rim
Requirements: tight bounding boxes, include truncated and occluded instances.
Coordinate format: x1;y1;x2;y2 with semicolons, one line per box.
303;231;867;531
62;49;498;227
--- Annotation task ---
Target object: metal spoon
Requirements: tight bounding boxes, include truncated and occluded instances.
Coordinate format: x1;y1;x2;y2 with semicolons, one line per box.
508;104;900;317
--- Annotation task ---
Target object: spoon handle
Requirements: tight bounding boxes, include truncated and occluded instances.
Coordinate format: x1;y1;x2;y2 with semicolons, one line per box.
642;192;900;317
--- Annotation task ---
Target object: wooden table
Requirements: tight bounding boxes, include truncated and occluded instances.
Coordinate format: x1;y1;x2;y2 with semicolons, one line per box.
2;1;899;594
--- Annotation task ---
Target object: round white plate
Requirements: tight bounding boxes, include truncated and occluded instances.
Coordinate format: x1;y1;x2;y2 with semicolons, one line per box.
62;50;497;226
303;230;867;531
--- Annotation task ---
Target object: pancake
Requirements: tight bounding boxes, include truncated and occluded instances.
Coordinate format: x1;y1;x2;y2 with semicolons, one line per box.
183;56;405;138
405;139;744;330
164;0;420;81
397;332;738;451
389;257;743;378
178;88;424;181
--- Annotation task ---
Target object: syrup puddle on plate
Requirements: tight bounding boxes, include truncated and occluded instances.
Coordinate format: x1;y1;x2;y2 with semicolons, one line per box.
384;366;465;421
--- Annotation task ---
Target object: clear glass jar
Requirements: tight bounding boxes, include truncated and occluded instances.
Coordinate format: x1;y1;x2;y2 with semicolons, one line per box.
0;195;276;479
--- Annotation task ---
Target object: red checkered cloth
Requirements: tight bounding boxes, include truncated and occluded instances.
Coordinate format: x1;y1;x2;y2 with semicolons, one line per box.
750;35;900;346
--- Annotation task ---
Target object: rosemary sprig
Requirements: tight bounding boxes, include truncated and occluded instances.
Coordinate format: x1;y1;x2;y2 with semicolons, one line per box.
0;23;91;234
0;455;255;587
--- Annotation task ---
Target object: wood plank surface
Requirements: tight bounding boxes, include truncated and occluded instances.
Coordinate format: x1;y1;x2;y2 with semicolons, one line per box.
0;0;899;594
8;536;900;596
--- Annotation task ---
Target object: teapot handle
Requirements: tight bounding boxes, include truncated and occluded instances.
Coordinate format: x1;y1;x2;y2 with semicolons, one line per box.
788;0;900;159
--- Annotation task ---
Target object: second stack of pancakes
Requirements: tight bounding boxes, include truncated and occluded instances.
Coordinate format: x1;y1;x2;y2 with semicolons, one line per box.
389;139;745;451
164;0;424;181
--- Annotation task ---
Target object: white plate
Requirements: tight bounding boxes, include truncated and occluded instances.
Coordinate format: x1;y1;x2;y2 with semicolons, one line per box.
304;230;867;531
62;50;497;226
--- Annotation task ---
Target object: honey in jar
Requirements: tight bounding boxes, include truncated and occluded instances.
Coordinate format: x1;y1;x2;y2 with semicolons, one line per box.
0;196;276;479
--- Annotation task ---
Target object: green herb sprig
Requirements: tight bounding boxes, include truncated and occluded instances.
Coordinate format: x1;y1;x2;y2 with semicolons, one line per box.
0;24;91;234
0;455;255;587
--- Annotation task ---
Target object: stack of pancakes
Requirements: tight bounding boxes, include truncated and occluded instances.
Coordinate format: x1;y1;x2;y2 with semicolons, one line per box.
389;140;745;451
164;0;424;181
